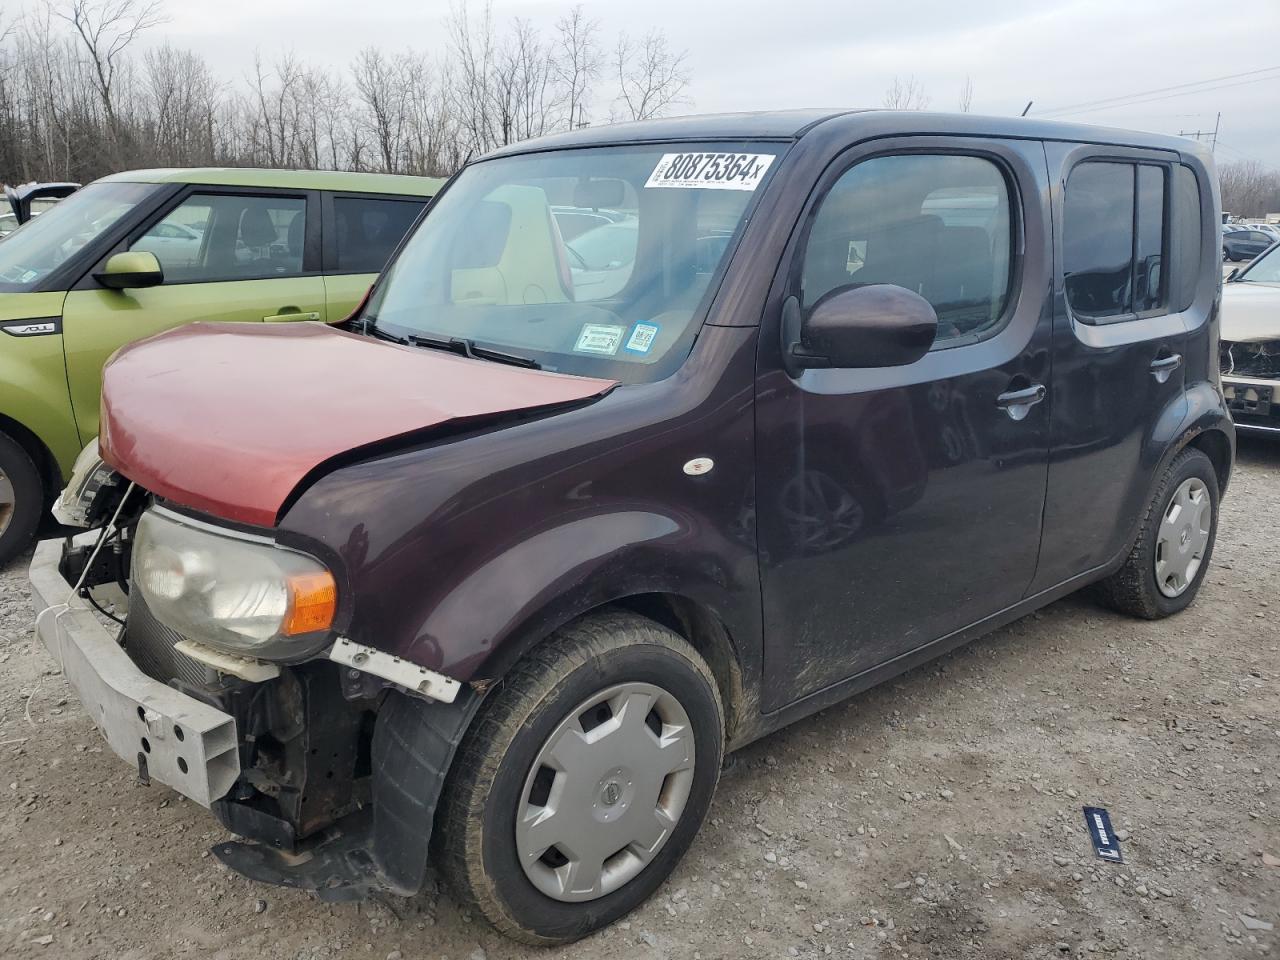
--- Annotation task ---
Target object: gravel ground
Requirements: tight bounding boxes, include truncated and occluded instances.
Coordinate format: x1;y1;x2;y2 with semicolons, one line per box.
1;438;1277;960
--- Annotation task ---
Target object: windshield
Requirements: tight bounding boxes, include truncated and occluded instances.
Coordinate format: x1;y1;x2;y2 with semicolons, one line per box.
366;143;781;382
0;181;157;291
1238;242;1280;284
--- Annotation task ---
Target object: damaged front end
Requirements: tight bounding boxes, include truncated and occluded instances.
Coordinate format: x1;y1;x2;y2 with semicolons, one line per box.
1221;338;1280;434
34;459;476;902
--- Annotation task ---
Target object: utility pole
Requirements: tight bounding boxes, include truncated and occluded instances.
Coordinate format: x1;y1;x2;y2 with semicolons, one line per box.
1179;112;1221;153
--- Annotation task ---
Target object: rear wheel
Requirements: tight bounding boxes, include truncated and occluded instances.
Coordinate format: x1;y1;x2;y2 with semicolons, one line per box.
433;610;724;944
0;432;43;568
1092;447;1219;619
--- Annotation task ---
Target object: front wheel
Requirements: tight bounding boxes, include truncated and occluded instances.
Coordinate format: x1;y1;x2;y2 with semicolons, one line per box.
433;611;724;944
0;432;44;568
1092;447;1219;619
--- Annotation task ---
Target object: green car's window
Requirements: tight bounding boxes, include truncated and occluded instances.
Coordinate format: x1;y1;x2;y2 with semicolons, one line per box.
367;142;782;383
333;196;426;274
0;180;157;291
132;193;307;283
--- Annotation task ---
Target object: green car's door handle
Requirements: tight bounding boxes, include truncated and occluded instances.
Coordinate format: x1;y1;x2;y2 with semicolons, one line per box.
263;311;321;323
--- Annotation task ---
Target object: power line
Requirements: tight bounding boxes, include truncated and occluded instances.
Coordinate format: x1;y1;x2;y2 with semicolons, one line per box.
1035;65;1280;118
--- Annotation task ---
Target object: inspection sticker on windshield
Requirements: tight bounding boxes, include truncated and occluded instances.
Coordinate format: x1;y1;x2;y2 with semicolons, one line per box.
574;323;625;355
645;152;774;191
625;322;660;354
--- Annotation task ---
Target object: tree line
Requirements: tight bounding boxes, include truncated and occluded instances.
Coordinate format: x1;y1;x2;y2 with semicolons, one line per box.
0;0;691;185
1220;160;1280;219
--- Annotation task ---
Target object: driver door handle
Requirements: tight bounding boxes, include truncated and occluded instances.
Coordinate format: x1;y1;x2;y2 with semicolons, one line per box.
996;383;1046;421
1149;353;1182;383
263;311;321;323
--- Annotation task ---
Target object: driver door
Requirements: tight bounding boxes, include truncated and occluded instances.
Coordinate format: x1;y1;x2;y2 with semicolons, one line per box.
61;187;326;440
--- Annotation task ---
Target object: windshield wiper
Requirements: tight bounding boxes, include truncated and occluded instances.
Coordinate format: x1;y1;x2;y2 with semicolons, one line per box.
360;315;411;345
407;334;541;369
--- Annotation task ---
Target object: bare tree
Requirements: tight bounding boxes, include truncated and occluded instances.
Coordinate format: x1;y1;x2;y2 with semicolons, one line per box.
553;5;599;129
958;76;974;113
0;0;701;184
352;47;408;172
53;0;165;159
1220;160;1280;218
613;30;688;122
883;75;929;111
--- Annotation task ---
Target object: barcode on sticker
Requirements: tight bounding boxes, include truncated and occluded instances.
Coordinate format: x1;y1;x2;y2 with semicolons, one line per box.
645;153;774;191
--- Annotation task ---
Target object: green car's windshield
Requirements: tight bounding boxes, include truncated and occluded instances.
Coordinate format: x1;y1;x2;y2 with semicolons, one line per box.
1238;243;1280;284
366;142;782;382
0;181;157;291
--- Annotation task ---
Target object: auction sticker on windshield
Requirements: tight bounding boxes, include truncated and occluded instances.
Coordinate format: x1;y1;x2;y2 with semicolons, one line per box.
645;153;774;191
574;323;625;355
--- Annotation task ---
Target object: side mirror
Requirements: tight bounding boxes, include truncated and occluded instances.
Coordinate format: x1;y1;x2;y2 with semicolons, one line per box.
94;251;164;290
1226;267;1240;282
784;284;938;372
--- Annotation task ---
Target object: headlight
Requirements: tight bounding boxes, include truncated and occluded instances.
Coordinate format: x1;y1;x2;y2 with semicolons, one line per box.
133;507;336;660
53;439;119;528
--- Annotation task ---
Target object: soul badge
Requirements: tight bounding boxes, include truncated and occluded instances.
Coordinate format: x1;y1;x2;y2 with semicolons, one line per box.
1082;806;1124;863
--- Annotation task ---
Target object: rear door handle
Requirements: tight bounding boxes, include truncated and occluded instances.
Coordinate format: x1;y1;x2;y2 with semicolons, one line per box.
263;311;321;323
996;383;1046;421
1149;353;1182;383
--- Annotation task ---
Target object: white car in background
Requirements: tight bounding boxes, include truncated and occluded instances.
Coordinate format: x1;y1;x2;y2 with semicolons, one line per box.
1221;241;1280;434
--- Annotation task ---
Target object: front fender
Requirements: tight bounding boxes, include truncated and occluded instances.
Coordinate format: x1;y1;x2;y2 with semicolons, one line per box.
410;507;759;683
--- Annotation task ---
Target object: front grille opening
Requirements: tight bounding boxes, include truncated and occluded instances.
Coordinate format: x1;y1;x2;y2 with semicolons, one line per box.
124;592;216;686
1222;340;1280;379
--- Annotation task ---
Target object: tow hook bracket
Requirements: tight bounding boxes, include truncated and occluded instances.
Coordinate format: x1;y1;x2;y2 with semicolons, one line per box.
328;637;461;703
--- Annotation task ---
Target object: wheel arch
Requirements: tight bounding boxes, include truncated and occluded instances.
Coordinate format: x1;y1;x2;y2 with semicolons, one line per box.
0;411;63;499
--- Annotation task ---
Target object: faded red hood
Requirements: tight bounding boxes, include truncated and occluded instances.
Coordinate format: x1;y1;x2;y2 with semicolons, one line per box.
99;322;615;526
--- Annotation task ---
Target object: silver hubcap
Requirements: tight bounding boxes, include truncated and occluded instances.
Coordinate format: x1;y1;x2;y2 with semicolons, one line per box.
1155;477;1211;598
0;467;14;537
515;682;695;902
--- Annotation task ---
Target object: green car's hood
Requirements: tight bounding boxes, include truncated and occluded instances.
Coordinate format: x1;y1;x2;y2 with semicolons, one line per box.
0;290;66;323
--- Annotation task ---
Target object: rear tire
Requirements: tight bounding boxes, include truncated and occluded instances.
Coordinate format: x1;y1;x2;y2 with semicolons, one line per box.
433;610;724;945
0;432;43;568
1092;447;1219;619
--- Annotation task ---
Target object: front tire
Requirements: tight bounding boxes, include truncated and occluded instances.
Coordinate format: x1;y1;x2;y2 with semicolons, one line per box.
0;432;43;568
433;610;724;945
1092;447;1219;619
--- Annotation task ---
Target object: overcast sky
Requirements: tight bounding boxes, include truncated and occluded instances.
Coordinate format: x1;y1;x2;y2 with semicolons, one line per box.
151;0;1278;165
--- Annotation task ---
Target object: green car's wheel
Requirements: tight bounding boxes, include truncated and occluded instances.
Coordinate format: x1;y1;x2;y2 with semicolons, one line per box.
0;431;43;568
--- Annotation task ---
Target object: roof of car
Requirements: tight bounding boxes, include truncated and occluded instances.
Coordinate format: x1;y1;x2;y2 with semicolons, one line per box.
96;167;443;196
485;109;1207;161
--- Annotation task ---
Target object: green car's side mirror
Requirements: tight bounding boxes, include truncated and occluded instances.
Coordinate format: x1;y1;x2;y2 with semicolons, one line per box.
95;251;164;290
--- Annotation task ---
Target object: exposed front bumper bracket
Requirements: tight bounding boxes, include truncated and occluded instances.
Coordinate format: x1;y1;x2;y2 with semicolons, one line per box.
29;538;240;807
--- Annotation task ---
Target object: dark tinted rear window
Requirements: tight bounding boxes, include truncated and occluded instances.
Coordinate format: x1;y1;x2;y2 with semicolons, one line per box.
1064;162;1134;319
333;197;425;273
1170;165;1202;312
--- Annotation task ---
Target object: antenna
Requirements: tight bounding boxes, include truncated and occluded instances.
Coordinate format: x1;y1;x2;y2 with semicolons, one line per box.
1021;101;1033;117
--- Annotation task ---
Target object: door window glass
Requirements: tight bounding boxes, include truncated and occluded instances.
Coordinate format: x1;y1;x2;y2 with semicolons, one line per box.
800;154;1014;346
1135;165;1166;313
1065;161;1170;321
333;197;425;273
1170;165;1202;312
132;194;306;283
1064;162;1134;319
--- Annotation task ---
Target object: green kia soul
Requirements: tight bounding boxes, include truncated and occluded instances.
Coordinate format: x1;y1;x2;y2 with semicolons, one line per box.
0;168;442;564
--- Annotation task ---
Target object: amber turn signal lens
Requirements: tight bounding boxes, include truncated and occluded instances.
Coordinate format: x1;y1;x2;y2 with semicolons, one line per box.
282;571;337;636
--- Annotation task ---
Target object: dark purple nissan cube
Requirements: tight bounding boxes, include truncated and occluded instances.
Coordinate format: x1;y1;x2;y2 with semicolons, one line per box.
33;109;1233;943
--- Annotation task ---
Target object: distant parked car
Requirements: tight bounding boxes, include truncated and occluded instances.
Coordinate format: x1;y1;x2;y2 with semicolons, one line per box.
1221;240;1280;434
0;167;442;565
1223;228;1274;261
0;182;79;238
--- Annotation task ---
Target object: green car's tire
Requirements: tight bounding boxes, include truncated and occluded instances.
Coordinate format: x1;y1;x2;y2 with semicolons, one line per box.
0;432;44;568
